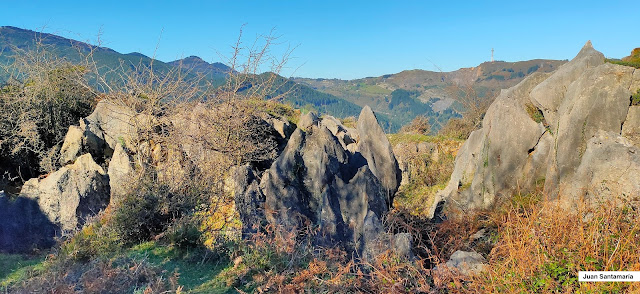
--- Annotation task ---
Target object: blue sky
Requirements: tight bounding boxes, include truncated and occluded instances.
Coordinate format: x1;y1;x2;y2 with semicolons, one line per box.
2;1;637;79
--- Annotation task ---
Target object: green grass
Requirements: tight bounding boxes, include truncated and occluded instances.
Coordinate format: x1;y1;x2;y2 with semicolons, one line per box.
359;84;392;95
525;102;545;123
632;89;640;106
0;254;47;288
126;242;235;293
605;58;640;69
387;133;463;146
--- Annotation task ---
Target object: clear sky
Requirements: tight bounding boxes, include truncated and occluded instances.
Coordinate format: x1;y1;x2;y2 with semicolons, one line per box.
2;1;637;80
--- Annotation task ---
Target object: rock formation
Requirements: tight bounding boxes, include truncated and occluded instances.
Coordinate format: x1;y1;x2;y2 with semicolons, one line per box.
431;42;640;217
234;107;402;257
21;154;110;232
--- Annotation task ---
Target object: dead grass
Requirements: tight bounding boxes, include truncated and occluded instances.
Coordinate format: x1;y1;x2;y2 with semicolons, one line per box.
462;197;640;293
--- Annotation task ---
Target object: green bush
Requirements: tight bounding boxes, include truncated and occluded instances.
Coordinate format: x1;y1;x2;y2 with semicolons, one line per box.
164;216;203;249
632;89;640;106
110;186;171;246
60;220;121;261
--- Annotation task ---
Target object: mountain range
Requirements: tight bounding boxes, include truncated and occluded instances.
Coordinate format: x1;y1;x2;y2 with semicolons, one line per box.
0;26;565;132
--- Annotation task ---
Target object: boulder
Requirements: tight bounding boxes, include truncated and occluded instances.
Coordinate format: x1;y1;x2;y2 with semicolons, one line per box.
356;106;402;197
431;42;640;217
530;41;604;127
546;62;633;197
298;111;319;130
59;125;85;165
233;165;266;236
59;100;140;165
84;100;140;151
622;106;640;146
444;250;487;276
235;106;401;256
563;131;640;204
21;154;110;232
269;117;293;139
107;143;134;198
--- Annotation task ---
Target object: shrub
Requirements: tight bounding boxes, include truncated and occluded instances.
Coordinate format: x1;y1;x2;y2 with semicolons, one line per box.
464;198;640;293
109;175;191;246
400;115;432;135
438;117;477;140
0;65;96;183
60;219;122;261
632;88;640;106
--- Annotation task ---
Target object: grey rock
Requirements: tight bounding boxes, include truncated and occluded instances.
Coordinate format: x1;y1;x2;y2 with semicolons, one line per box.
59;100;140;165
298;111;319;130
530;41;604;128
392;232;414;260
321;115;344;136
356;106;402;197
270;117;293;139
85;100;139;151
445;250;487;276
0;193;59;252
546;63;633;197
21;154;110;232
470;229;486;240
564;131;640;205
107;143;134;198
59;125;85;165
237;106;400;257
622;106;640;146
233;165;266;236
431;44;640;217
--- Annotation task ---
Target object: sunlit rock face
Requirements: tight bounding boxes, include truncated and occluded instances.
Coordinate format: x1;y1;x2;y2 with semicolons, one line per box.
431;42;640;217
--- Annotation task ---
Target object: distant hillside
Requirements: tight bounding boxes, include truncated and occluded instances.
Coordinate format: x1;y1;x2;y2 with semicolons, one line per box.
0;26;182;86
293;59;566;131
0;26;369;127
168;56;232;78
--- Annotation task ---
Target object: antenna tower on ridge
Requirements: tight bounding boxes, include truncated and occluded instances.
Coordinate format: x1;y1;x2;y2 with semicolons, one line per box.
491;48;494;62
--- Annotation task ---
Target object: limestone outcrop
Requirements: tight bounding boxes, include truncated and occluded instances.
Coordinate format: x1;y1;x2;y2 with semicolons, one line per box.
431;42;640;217
21;154;110;232
234;106;402;256
59;100;140;165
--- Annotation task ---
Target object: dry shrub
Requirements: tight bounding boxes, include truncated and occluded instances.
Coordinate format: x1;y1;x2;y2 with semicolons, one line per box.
439;84;492;140
0;44;97;187
400;115;432;135
438;117;477;140
86;28;296;251
391;135;462;217
460;197;640;293
223;223;435;293
11;256;173;293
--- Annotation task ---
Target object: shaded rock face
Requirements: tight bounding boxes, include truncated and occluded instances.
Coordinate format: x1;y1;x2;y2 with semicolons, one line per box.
235;107;401;255
432;42;640;217
0;192;59;253
21;154;110;232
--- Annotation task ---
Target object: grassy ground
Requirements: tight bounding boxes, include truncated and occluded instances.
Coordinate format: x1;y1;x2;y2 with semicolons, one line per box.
126;242;234;293
0;254;47;289
388;133;464;217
